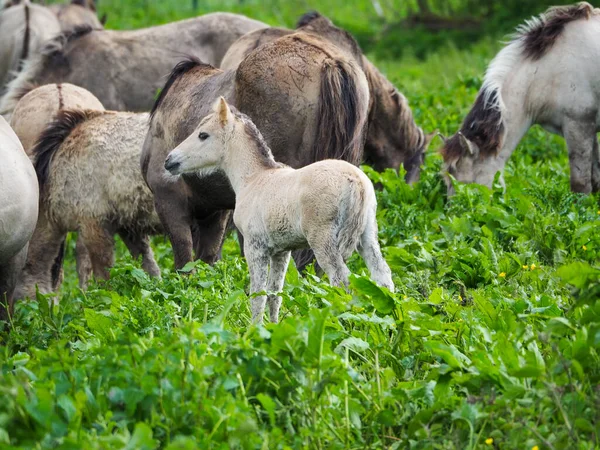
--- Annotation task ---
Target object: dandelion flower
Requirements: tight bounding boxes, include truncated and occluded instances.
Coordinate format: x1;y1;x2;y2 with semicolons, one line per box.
532;446;539;450
583;245;587;251
485;438;493;445
530;263;536;270
499;272;506;278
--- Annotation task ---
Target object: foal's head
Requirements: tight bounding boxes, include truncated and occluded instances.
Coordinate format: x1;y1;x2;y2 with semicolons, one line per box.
164;97;277;178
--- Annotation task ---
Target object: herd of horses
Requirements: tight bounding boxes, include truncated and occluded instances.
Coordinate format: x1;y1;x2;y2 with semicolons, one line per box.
0;0;598;324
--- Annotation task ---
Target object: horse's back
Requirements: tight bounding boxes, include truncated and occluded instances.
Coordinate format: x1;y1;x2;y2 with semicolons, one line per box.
220;27;292;70
0;116;38;261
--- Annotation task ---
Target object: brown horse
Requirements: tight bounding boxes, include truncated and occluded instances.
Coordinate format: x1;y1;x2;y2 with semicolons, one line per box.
220;12;433;182
0;13;268;118
142;27;371;270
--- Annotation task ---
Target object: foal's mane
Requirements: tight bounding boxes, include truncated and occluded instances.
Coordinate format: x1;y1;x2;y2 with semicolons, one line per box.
150;56;216;120
517;2;594;61
33;108;104;192
231;107;282;169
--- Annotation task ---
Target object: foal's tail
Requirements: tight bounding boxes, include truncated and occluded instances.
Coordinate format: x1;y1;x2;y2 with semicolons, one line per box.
338;175;370;257
313;58;369;165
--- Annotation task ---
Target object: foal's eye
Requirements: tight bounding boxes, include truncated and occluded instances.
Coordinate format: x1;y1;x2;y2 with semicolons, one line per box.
198;132;209;141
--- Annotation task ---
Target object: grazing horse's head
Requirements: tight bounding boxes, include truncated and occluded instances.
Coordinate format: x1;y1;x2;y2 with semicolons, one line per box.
363;61;434;183
440;89;507;195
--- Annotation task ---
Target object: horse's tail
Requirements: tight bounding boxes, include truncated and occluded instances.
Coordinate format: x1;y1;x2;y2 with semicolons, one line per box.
313;57;369;165
32;109;103;194
338;173;370;257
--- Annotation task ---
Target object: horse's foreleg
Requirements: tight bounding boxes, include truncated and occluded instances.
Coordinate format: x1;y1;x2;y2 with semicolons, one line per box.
192;210;231;265
357;214;394;292
244;241;269;324
266;251;291;323
79;222;114;281
153;190;193;270
118;231;161;278
592;137;600;193
0;245;28;324
564;121;595;194
75;234;93;289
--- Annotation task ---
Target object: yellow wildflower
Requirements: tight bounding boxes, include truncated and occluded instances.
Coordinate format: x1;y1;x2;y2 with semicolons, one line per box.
522;265;528;270
582;245;587;251
413;236;418;240
532;446;539;450
530;263;536;270
499;272;506;278
403;295;408;300
458;295;463;301
485;438;494;445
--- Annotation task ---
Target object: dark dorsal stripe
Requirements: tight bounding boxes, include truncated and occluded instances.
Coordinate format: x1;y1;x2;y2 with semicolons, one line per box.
150;56;215;120
19;3;30;70
33;109;104;192
441;88;504;161
521;2;594;61
57;84;64;110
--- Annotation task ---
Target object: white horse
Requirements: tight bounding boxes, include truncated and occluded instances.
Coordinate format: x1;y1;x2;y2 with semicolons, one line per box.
0;116;38;322
164;98;394;324
441;2;600;194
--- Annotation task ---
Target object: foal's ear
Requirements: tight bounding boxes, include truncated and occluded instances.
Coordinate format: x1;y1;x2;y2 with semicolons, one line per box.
214;96;233;127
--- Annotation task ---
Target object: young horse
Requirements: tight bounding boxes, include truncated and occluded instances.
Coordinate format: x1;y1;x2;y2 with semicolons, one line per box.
0;116;38;322
220;12;433;183
441;2;600;194
48;0;104;30
15;109;162;299
165;98;394;323
0;13;268;117
10;83;105;289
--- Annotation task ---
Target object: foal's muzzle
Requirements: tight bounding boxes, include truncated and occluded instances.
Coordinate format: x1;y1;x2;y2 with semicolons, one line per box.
164;155;181;174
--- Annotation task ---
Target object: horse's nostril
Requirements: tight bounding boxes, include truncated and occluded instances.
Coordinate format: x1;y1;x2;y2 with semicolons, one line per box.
164;158;180;172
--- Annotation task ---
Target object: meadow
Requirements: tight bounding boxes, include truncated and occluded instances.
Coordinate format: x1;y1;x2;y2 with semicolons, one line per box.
1;1;599;448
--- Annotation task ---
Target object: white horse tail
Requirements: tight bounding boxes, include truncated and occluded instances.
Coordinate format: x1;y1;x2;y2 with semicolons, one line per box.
337;175;369;257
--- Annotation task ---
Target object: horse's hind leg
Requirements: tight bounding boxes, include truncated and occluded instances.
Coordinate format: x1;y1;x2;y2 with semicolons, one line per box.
266;251;291;323
0;245;28;324
592;137;600;193
357;212;394;291
79;221;114;281
564;120;595;193
308;229;351;288
75;234;93;289
192;210;231;265
15;215;66;299
118;231;161;278
244;240;269;324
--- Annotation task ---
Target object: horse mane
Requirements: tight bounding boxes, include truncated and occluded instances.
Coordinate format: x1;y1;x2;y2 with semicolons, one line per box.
0;25;97;117
33;108;104;192
231;107;281;169
517;2;594;61
296;10;322;28
150;56;215;120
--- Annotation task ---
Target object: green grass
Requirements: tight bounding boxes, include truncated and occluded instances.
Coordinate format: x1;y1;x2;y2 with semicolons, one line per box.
1;1;600;449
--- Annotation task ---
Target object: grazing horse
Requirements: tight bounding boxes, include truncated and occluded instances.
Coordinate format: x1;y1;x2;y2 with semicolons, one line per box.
441;2;600;194
220;12;433;182
142;27;370;270
0;116;38;322
15;109;161;299
10;83;105;289
165;98;394;323
0;13;268;117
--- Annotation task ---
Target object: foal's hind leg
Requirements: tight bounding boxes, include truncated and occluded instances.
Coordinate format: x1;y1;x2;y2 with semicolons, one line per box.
357;211;394;291
75;234;93;289
0;245;28;323
308;229;351;288
244;240;269;324
564;120;595;194
266;251;291;323
79;222;114;281
119;231;161;278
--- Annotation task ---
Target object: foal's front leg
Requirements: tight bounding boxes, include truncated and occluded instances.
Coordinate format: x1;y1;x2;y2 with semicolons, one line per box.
244;241;270;324
564;121;595;194
267;251;291;323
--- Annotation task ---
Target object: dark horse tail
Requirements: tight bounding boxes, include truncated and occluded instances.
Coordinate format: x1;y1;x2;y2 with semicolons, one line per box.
312;57;368;166
32;109;103;288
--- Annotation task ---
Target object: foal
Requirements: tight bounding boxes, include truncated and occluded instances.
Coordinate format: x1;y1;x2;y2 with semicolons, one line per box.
165;98;394;323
